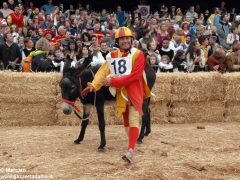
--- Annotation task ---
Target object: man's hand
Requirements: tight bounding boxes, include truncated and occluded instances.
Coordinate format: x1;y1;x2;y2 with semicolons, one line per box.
104;75;111;86
81;87;93;97
213;65;220;70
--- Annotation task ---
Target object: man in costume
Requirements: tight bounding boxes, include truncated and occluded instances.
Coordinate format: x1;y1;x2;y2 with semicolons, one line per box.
81;27;151;163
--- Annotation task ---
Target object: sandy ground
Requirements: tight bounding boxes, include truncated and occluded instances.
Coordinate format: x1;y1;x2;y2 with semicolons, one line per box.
0;122;240;180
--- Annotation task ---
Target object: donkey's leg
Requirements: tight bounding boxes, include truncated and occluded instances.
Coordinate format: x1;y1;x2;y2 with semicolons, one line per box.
96;104;106;152
74;105;91;144
145;108;151;136
137;98;150;144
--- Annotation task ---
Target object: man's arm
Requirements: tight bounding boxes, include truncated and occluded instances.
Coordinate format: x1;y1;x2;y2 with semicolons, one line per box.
87;60;110;91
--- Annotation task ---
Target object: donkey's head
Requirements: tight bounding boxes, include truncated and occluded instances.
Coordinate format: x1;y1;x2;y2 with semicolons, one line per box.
60;56;91;115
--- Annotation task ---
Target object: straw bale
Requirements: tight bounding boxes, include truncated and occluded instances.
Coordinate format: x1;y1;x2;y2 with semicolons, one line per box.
0;72;61;96
171;72;224;102
168;101;225;123
224;102;240;122
0;71;61;84
151;73;173;102
0;82;57;96
0;102;57;126
223;73;240;102
0;94;57;104
150;101;170;124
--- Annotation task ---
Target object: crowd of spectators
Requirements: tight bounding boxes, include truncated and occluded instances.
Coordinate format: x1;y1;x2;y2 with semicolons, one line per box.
0;0;240;73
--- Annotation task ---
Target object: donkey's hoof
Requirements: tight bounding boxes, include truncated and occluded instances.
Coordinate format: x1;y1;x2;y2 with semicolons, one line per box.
98;147;105;152
74;139;81;144
144;130;151;136
137;139;143;144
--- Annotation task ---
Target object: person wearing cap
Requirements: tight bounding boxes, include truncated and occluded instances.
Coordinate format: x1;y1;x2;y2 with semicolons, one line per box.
81;27;152;163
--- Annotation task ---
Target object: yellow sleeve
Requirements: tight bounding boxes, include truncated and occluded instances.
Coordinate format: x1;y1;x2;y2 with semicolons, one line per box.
7;15;12;26
87;61;110;91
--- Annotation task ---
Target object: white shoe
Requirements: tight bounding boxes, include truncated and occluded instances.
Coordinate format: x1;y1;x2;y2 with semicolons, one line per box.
122;148;134;163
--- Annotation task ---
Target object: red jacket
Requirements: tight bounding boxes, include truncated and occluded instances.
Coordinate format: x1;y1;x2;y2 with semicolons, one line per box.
110;49;146;115
207;55;227;71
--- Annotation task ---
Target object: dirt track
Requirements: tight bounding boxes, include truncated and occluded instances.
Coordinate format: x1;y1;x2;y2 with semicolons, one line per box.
0;122;240;180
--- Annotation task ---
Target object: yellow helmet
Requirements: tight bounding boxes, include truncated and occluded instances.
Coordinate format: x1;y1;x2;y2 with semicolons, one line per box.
115;27;133;39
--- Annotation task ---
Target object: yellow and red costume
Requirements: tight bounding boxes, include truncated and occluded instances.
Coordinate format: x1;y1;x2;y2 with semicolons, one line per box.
86;27;151;156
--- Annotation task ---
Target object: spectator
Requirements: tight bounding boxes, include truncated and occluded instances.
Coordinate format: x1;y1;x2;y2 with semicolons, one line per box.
175;8;183;24
172;49;187;72
76;45;92;66
89;35;99;55
186;40;206;72
0;24;8;45
31;37;53;72
52;48;64;72
148;54;159;72
22;37;35;59
116;5;126;27
191;25;204;41
199;35;211;59
99;40;109;60
93;22;104;44
65;40;78;61
159;55;173;72
90;35;105;66
7;5;24;28
139;29;152;51
0;32;22;71
181;34;191;52
81;32;92;48
146;42;161;63
226;27;239;45
0;2;13;18
159;38;174;62
41;0;54;14
208;35;221;57
186;5;198;22
226;40;240;71
156;22;171;48
8;0;16;11
207;47;227;72
217;13;231;50
52;25;66;49
213;8;221;27
0;12;7;26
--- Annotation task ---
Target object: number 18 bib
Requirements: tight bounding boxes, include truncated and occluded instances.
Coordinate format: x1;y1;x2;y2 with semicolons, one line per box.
108;56;132;76
107;48;138;77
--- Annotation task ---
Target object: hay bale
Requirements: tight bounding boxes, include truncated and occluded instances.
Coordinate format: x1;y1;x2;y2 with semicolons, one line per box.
223;73;240;102
151;73;173;102
0;72;61;96
224;102;240;122
150;101;170;124
0;102;57;126
168;101;225;123
0;71;61;84
171;72;224;102
0;94;57;104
